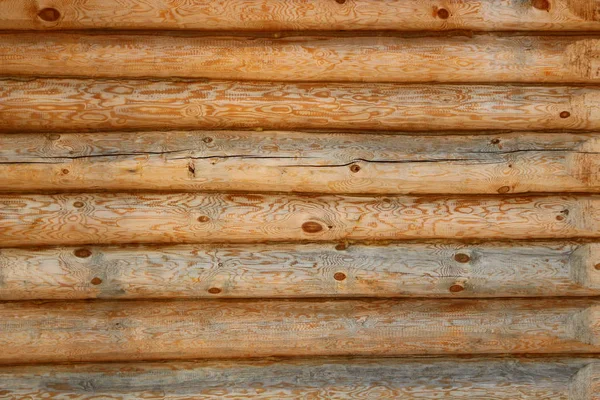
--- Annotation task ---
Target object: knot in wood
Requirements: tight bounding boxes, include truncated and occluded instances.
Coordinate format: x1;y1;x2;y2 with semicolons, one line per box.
38;8;61;22
335;243;348;251
437;8;450;19
302;221;324;233
334;272;347;281
532;0;550;11
90;277;103;285
454;253;471;263
449;284;465;293
74;248;92;258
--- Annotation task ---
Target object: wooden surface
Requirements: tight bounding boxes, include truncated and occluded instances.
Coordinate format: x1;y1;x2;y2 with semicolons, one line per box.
0;357;598;399
1;193;597;247
2;241;599;300
1;0;599;31
2;130;600;194
2;79;598;133
2;34;600;83
1;298;600;364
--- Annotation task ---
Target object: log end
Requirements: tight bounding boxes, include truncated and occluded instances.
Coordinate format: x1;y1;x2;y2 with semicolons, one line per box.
570;363;600;400
570;244;600;290
570;306;600;346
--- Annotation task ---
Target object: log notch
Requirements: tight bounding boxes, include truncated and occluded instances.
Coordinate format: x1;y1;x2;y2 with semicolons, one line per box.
0;0;598;31
0;298;600;364
2;242;600;300
0;357;598;399
1;130;599;194
1;79;598;133
0;193;598;247
1;34;599;83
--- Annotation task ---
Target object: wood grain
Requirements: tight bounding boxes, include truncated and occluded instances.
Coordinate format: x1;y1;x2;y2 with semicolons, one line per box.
0;357;598;399
0;0;599;31
0;298;600;364
2;130;600;194
1;79;598;133
2;241;599;300
2;34;600;83
0;193;598;247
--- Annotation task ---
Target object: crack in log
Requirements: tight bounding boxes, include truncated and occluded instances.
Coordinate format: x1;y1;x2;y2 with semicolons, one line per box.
1;149;600;166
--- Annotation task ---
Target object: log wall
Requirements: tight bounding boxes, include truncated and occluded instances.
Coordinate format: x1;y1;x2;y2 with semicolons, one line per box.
1;0;599;398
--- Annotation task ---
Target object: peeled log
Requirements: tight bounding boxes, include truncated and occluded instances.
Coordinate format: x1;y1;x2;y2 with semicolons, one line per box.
2;34;600;83
1;79;598;132
1;242;600;300
1;131;599;194
0;298;600;364
0;0;598;31
0;193;598;247
0;357;598;399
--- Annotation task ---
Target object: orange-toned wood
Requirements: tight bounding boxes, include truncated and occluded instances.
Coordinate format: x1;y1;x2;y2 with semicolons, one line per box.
2;131;599;194
1;79;597;132
0;298;599;364
1;242;599;300
2;34;599;83
0;0;598;31
0;193;598;247
0;357;598;399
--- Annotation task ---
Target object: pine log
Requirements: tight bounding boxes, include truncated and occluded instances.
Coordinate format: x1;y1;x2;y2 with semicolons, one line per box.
0;193;598;247
1;79;598;132
1;34;599;83
0;298;599;364
1;131;599;194
0;357;598;399
1;241;599;300
0;0;598;31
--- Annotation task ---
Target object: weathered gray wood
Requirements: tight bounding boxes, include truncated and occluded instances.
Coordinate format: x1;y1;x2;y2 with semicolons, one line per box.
0;357;598;399
1;242;599;300
2;131;600;194
1;298;600;364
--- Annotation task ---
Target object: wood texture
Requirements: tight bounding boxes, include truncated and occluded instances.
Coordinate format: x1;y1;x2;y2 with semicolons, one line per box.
2;241;600;300
0;193;598;247
2;34;600;83
2;130;600;194
1;0;599;31
1;79;598;133
1;298;600;364
1;357;599;399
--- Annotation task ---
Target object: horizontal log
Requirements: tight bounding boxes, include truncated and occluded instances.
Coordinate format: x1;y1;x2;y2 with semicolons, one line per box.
0;193;598;247
2;34;600;83
0;0;598;31
2;131;600;194
2;242;600;300
0;242;600;300
0;357;598;399
1;79;598;132
0;298;600;363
